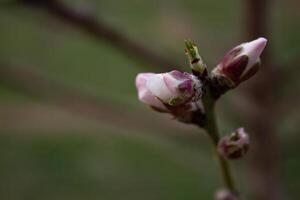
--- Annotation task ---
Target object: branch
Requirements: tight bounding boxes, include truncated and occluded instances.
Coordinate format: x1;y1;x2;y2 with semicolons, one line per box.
17;0;176;70
0;62;184;134
244;0;283;199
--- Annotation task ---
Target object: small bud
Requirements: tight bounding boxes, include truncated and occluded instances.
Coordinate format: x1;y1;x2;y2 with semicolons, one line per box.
184;40;207;77
212;37;267;88
215;189;239;200
218;128;250;160
135;70;202;111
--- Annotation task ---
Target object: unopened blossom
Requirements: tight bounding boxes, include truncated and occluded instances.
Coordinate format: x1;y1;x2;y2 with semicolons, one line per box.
135;70;202;112
218;128;250;160
215;189;239;200
212;37;267;87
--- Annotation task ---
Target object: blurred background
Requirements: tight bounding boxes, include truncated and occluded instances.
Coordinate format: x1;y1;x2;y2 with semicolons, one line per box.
0;0;299;199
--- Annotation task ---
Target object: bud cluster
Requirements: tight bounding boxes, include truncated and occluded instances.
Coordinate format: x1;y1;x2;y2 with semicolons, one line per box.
135;38;267;121
135;37;266;199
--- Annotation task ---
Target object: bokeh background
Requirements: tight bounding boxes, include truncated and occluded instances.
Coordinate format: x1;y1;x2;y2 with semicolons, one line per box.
0;0;299;199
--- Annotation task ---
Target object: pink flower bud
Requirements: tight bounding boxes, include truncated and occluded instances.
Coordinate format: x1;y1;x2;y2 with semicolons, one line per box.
212;37;267;87
135;70;202;111
218;128;250;160
215;189;239;200
135;73;166;111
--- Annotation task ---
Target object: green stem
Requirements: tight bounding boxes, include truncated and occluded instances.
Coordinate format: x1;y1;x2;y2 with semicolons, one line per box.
184;39;237;194
203;88;236;193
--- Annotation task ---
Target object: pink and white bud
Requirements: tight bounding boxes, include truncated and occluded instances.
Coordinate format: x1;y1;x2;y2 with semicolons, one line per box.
218;128;250;160
212;37;267;87
215;189;239;200
135;70;202;111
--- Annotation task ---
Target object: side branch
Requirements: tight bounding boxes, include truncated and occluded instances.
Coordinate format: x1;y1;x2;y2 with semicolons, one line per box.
18;0;176;69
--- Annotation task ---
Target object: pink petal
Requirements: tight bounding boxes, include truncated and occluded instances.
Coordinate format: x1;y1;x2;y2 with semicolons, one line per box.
135;73;166;109
135;73;155;91
163;73;181;94
242;37;267;71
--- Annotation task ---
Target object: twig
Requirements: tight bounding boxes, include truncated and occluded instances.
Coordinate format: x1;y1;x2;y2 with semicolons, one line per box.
184;41;237;195
17;0;176;70
202;86;236;194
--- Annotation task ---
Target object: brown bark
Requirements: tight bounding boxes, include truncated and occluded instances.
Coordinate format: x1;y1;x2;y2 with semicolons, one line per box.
244;0;282;199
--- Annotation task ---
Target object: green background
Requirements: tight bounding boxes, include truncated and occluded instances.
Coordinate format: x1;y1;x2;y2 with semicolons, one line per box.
0;0;299;199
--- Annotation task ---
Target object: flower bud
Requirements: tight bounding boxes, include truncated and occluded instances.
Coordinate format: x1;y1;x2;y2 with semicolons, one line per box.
215;189;239;200
135;70;202;111
212;37;267;88
218;128;250;160
184;40;207;77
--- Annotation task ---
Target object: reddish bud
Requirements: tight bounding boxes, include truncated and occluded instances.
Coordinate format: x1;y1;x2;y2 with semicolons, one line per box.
218;128;250;160
212;37;267;88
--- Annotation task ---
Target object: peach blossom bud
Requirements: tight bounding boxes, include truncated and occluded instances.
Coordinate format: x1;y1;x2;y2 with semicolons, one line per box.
218;128;250;160
212;37;267;87
135;70;202;111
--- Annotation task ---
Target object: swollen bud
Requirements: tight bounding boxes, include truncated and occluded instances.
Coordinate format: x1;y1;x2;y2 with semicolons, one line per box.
184;40;207;78
218;128;250;160
215;189;239;200
212;37;267;88
135;70;202;112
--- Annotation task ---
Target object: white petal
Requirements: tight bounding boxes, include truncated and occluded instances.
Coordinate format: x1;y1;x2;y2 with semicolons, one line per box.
146;74;174;102
135;73;155;91
135;73;166;109
162;73;182;94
